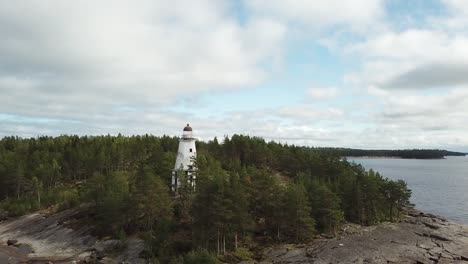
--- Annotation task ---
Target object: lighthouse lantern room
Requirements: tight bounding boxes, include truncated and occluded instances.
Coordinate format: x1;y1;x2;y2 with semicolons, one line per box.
172;124;197;191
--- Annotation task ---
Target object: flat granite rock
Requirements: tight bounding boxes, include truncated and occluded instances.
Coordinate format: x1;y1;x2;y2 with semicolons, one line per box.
0;206;145;263
259;209;468;264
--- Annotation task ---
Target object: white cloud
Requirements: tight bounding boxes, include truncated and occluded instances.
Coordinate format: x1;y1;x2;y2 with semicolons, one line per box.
438;0;468;29
344;28;468;89
0;0;286;115
245;0;384;31
443;0;468;13
307;87;339;100
369;87;468;148
276;105;344;122
1;0;468;151
336;0;468;91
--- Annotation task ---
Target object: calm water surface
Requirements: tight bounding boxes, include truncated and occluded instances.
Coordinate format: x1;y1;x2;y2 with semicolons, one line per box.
350;156;468;224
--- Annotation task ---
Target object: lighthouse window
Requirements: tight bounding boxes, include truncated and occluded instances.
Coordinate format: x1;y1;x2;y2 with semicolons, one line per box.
190;148;193;152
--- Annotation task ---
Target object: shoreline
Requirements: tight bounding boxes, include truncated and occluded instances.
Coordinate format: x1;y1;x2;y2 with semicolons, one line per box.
1;208;467;263
345;156;448;160
259;208;468;263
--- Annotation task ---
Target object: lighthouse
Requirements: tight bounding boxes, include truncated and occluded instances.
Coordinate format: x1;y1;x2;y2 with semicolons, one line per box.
172;124;197;191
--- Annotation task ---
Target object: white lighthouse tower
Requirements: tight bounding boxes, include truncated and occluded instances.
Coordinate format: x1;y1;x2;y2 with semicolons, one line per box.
172;124;197;191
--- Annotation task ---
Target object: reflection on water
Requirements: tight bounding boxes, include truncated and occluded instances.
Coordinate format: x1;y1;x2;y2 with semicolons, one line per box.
350;156;468;224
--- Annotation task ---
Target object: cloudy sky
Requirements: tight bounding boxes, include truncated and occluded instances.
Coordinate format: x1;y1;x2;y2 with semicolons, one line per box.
1;0;468;151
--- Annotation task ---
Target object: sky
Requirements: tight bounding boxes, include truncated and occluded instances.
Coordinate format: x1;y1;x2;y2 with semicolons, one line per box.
1;0;468;151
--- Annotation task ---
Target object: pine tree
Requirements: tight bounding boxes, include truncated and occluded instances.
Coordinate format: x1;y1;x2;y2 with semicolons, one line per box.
84;171;130;235
249;169;284;239
308;182;343;234
226;173;252;249
133;166;173;232
283;183;315;242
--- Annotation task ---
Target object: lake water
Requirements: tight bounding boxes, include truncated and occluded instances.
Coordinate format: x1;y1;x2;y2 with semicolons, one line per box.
349;156;468;224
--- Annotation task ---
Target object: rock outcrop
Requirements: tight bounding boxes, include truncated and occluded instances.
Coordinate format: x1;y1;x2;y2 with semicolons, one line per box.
258;209;468;263
0;206;145;263
1;207;467;263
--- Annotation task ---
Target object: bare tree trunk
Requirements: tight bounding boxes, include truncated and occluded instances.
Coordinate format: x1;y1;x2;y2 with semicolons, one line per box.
217;228;220;255
296;209;299;242
235;232;238;250
277;224;280;240
389;204;393;222
223;233;226;254
397;203;401;219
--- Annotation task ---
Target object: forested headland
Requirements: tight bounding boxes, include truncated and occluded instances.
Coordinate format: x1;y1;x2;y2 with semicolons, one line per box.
0;135;412;263
319;147;466;159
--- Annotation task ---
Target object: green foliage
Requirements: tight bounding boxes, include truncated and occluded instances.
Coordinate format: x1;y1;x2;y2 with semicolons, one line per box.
131;168;175;261
57;188;80;211
174;169;195;225
31;177;43;207
184;249;219;264
192;162;233;253
0;134;413;261
0;198;33;217
384;179;412;221
80;171;130;235
322;148;465;159
283;183;316;242
232;247;253;261
132;166;173;231
249;169;285;239
306;181;343;233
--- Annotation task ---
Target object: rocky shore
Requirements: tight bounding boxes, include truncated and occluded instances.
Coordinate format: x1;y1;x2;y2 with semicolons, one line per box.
0;207;467;263
0;206;145;263
255;209;468;263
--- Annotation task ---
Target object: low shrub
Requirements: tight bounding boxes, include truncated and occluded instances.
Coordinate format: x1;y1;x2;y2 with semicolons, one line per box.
0;198;33;217
233;247;253;261
184;249;219;264
56;188;80;211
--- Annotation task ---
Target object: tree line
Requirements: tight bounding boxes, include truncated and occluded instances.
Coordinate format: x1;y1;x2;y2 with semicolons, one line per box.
319;147;466;159
0;134;412;263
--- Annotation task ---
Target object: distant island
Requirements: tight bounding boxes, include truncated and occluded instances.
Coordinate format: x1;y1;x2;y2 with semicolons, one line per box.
315;148;466;159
